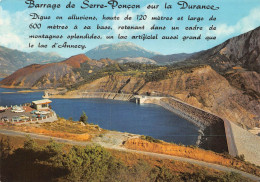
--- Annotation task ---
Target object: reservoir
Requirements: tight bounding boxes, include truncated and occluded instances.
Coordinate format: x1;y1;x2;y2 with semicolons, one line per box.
0;87;199;145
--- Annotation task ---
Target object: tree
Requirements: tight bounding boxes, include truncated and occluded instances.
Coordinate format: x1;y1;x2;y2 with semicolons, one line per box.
24;135;38;150
0;137;12;159
79;111;88;124
63;145;113;181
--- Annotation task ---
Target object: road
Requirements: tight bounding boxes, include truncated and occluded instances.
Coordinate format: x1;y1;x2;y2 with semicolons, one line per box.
0;129;259;182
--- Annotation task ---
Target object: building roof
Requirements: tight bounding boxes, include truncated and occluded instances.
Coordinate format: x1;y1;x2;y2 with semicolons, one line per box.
32;99;52;105
0;106;6;110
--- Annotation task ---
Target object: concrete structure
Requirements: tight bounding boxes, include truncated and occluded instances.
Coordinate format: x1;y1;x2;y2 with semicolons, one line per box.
16;111;58;125
134;95;162;104
32;99;52;110
224;120;260;166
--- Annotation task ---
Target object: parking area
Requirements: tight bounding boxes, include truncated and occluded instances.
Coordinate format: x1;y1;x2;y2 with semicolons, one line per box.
0;105;54;124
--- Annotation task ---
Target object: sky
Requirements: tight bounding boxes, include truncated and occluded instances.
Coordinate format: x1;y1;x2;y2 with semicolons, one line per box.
0;0;260;58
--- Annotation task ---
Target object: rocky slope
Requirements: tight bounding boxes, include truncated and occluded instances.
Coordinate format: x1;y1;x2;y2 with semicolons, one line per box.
184;26;260;73
0;46;63;76
225;69;260;99
0;54;114;88
85;42;160;60
138;66;259;129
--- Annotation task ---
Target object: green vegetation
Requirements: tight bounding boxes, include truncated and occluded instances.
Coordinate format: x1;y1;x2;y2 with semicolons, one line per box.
79;111;88;124
235;154;245;162
69;62;208;91
0;137;253;182
141;135;162;143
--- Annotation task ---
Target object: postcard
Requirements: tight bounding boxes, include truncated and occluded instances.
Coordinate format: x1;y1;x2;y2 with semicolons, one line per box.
0;0;259;181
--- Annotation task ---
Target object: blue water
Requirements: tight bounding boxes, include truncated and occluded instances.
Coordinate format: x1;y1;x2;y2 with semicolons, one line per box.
0;87;199;145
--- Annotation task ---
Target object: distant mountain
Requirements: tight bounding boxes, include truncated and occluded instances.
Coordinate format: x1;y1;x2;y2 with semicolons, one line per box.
116;57;157;64
85;42;160;60
151;53;194;65
0;54;115;88
184;26;260;73
0;46;63;76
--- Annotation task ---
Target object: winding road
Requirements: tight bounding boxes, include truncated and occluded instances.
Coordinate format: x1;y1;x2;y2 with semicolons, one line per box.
0;129;259;182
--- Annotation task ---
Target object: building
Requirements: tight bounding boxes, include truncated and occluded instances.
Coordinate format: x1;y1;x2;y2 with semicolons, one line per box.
32;99;52;110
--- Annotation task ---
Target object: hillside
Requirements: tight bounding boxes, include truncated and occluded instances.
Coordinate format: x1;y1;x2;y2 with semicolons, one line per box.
172;26;260;100
181;26;260;73
0;54;115;88
0;46;63;76
85;42;160;60
116;57;157;64
151;53;194;65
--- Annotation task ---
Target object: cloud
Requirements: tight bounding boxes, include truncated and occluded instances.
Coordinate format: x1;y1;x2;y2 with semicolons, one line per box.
105;3;163;38
0;7;42;50
207;6;260;37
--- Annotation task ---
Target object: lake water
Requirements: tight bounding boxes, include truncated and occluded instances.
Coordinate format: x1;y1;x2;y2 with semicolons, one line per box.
0;87;199;145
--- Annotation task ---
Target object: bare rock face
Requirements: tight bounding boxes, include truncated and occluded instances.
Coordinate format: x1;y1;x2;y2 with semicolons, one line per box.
188;26;260;73
220;26;260;72
225;70;260;99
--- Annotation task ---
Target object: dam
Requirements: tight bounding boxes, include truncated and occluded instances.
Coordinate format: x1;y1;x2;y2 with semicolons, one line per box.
134;95;260;166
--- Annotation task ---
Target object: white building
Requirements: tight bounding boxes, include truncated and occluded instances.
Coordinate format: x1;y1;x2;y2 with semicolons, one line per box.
32;99;52;110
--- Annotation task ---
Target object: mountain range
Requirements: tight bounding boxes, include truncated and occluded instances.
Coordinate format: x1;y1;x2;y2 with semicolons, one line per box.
1;26;259;77
0;54;114;88
0;46;63;77
85;42;194;65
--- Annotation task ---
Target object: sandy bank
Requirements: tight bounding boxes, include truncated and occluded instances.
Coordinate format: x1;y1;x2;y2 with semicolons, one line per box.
48;92;134;101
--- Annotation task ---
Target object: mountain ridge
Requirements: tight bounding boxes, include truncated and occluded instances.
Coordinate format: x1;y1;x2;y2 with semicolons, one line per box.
184;26;260;73
0;54;115;88
85;41;161;60
0;46;64;76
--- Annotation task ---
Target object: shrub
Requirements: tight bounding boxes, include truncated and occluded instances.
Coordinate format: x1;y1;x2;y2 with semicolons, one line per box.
141;135;161;143
79;111;88;124
235;154;245;162
63;145;114;181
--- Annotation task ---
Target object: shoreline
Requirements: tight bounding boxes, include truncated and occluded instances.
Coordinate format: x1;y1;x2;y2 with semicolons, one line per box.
47;92;213;148
45;91;134;101
1;90;43;94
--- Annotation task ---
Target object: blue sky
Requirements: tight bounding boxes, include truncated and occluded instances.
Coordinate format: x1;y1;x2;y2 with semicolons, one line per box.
0;0;260;58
